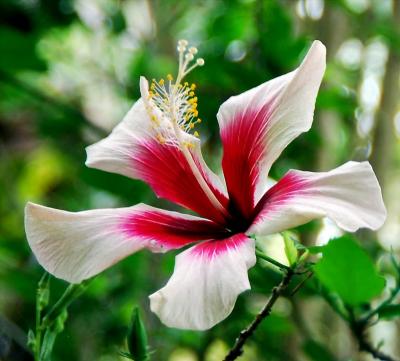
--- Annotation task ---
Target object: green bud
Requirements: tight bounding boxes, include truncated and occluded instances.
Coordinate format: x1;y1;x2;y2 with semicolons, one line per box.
127;307;149;361
54;309;68;334
38;288;50;310
27;329;36;350
37;273;51;311
283;232;298;267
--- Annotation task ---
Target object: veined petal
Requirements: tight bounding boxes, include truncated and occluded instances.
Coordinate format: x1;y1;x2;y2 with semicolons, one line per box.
149;233;256;330
86;78;228;224
249;161;386;236
218;41;326;220
25;202;226;283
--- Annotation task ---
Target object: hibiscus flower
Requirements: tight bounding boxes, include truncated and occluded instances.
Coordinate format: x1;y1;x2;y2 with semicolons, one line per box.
25;40;386;331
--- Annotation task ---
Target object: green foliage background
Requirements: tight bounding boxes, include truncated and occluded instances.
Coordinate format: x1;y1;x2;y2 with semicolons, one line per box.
1;0;400;360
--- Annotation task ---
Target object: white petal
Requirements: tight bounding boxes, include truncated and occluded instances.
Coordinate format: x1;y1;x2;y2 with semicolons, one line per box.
249;161;386;235
25;202;224;283
149;234;256;330
86;77;228;223
85;97;151;180
218;41;326;207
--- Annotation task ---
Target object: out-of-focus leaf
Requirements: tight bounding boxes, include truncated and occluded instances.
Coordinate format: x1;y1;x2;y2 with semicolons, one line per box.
378;305;400;320
0;27;46;71
17;145;67;203
110;9;126;34
314;236;385;305
302;339;337;361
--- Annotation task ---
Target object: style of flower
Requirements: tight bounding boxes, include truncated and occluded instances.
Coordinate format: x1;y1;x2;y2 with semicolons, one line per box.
25;40;386;331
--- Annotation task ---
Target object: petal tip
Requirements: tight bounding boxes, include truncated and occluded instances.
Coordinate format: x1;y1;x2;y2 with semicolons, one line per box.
25;202;48;221
85;144;96;168
139;76;149;98
311;39;326;52
304;40;326;68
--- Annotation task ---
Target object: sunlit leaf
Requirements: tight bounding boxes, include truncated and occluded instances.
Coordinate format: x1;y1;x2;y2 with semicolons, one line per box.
283;233;298;266
314;236;385;305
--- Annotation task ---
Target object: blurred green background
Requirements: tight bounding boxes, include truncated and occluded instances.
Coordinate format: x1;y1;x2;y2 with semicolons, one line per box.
1;0;400;360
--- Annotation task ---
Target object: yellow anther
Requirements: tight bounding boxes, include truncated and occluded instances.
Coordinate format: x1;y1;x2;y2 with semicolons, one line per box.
191;83;196;90
197;118;202;123
185;141;194;149
194;131;199;137
184;82;189;87
189;123;195;129
192;103;198;109
189;91;195;97
156;133;166;144
167;74;173;81
159;79;165;86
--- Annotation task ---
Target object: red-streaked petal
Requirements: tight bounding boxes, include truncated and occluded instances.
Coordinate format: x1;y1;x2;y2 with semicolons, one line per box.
248;161;386;236
25;202;226;283
132;138;229;224
119;204;228;250
149;233;256;330
218;41;326;220
86;78;228;224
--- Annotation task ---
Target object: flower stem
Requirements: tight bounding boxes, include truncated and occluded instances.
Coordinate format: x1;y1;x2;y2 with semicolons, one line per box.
223;268;295;361
35;290;42;361
32;278;91;361
34;273;50;361
41;281;89;329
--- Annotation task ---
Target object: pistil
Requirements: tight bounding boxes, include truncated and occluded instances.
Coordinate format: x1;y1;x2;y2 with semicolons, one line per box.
144;40;229;219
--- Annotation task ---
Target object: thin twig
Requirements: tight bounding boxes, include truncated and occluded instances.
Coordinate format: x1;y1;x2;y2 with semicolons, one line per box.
223;268;295;361
361;284;400;325
290;271;314;296
320;288;399;361
348;255;400;361
255;249;291;271
350;316;399;361
358;337;399;361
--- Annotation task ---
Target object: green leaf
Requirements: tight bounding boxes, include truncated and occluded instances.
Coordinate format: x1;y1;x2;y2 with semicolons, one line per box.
283;233;298;266
306;246;326;254
314;236;385;306
0;27;46;72
127;307;149;361
378;305;400;320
